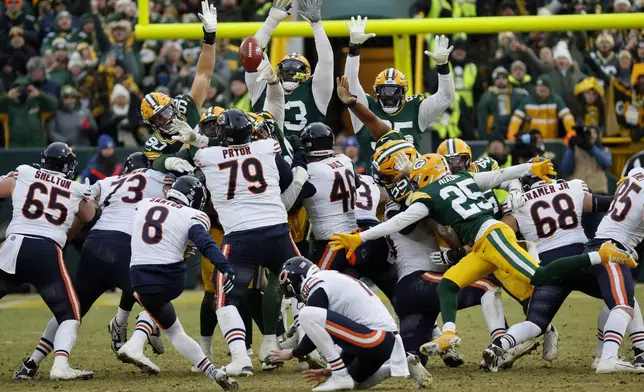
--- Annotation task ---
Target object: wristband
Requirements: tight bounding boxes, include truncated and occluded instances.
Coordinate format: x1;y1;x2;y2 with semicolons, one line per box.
203;28;216;45
344;96;358;108
348;43;360;57
436;63;450;75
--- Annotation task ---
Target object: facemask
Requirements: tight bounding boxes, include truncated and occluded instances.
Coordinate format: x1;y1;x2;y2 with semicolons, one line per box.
282;81;299;93
382;105;401;115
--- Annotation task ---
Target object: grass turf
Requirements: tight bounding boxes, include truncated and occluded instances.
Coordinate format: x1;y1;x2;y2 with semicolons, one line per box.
0;289;643;391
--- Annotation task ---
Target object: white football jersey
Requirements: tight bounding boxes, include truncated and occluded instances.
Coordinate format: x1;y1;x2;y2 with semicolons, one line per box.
513;180;589;254
595;168;644;253
384;202;441;279
7;165;88;247
195;139;287;234
302;270;397;332
355;174;380;223
131;198;210;266
303;154;358;240
92;169;170;235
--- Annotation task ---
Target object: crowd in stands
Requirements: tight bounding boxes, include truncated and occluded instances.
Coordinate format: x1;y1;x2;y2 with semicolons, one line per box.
0;0;642;183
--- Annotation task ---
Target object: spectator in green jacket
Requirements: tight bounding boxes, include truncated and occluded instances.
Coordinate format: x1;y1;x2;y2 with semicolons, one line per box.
477;66;524;139
508;60;535;97
0;78;59;148
70;13;110;53
41;10;74;54
47;38;72;87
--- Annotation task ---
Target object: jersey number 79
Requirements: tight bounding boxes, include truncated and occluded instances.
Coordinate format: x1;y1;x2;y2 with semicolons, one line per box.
218;158;267;200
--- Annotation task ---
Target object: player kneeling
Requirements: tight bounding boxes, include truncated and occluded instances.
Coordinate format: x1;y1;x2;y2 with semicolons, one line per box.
270;257;432;391
119;176;237;390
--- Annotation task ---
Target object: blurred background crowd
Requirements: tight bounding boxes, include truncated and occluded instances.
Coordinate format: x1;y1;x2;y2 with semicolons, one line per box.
0;0;643;188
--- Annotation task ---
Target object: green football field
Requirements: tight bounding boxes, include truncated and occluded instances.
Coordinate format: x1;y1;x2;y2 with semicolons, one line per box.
1;289;643;392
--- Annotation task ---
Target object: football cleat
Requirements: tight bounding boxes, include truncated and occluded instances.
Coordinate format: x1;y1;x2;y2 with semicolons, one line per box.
13;359;39;380
542;325;558;361
633;349;644;368
205;366;238;391
440;348;464;367
259;338;283;371
223;357;254;377
108;317;128;354
481;343;505;373
312;373;355;391
407;354;433;388
420;331;461;356
591;356;600;370
598;242;638;268
499;340;539;370
145;319;164;355
117;342;160;375
49;362;94;380
302;350;327;370
596;356;644;373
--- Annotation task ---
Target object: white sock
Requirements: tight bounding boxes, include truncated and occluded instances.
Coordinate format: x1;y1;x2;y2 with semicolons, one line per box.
356;364;390;389
432;324;441;339
596;305;610;357
298;307;347;376
601;307;633;360
30;317;59;366
442;322;456;333
480;287;506;340
115;307;131;326
628;299;644;351
216;305;249;361
129;311;154;352
500;321;541;350
52;320;79;366
165;319;211;367
200;336;213;358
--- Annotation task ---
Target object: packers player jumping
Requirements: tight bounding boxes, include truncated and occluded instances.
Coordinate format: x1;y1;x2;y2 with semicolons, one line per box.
329;150;638;355
247;0;333;138
107;0;219;354
343;16;455;164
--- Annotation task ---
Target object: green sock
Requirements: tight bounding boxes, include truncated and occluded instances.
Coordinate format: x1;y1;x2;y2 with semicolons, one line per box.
437;279;460;325
262;274;282;335
531;254;592;286
200;292;217;337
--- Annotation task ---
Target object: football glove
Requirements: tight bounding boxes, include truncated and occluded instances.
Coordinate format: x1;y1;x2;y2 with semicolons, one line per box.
424;35;453;66
298;0;322;23
529;155;557;184
269;0;292;22
430;250;456;267
346;15;376;45
222;271;235;294
329;230;362;259
292;166;309;186
171;118;209;148
256;60;279;84
507;189;525;213
165;157;195;174
393;151;412;177
198;0;218;33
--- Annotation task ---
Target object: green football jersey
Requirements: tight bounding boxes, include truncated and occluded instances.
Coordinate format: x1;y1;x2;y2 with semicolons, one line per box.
471;157;508;220
172;93;200;128
409;172;496;245
357;94;424;168
252;78;325;139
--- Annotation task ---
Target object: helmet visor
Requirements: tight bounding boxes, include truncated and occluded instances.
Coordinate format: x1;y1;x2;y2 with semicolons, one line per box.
376;85;405;108
278;60;308;83
446;155;470;174
149;104;175;134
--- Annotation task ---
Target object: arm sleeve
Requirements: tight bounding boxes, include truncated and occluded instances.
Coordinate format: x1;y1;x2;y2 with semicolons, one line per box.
507;104;526;140
310;22;334;116
264;81;285;130
560;148;575;176
344;55;369;133
473;164;531;191
384;203;418;234
590;146;612;169
500;179;523;193
188;223;232;274
280;170;305;210
360;202;430;242
276;154;293;192
591;193;614;212
246;55;269;106
418;68;456;130
254;16;279;49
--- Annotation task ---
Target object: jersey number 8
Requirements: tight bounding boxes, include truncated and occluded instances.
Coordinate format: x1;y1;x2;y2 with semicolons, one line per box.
142;206;169;245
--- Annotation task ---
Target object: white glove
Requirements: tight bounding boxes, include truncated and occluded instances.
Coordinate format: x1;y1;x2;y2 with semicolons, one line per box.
393;151;412;177
430;250;455;267
346;15;376;45
268;0;292;22
81;178;96;200
171;118;209;148
298;0;322;23
508;189;525;213
424;34;453;66
256;60;279;84
292;166;309;186
198;0;218;33
165;157;195;173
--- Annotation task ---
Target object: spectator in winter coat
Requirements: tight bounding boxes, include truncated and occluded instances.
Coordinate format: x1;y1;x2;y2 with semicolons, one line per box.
41;10;74;54
0;0;39;52
615;50;633;85
47;85;97;146
103;20;141;83
6;27;38;76
583;32;618;78
99;83;142;146
508;60;534;97
47;38;72;87
477;67;525;139
560;125;612;193
80;134;122;184
574;76;605;133
0;78;59;148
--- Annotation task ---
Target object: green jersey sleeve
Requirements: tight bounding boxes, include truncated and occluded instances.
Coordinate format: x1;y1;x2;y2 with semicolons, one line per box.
173;94;200;127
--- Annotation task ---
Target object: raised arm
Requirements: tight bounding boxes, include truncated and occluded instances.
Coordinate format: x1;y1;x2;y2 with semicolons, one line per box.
473;158;556;191
299;0;333;115
344;16;375;133
189;1;218;109
418;35;456;129
259;63;285;130
337;76;391;141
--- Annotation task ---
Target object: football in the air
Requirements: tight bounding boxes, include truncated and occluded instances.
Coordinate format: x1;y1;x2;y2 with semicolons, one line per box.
239;36;264;72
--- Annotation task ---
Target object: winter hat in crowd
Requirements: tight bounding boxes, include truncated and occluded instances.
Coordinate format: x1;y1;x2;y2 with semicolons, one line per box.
61;85;78;97
110;83;130;104
492;66;509;80
343;136;360;150
6;0;23;6
553;41;573;64
67;52;84;70
231;69;245;83
596;32;615;47
618;50;633;60
56;10;72;22
614;0;631;8
52;37;68;51
26;56;46;72
79;13;94;27
536;75;553;90
9;27;24;38
511;60;526;72
98;134;116;150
